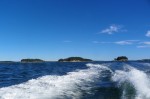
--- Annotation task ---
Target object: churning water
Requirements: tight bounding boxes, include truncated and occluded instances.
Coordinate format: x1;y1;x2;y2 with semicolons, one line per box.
0;61;150;99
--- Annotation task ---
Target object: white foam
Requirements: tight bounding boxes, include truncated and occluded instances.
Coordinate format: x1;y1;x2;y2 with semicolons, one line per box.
0;63;110;99
112;66;150;99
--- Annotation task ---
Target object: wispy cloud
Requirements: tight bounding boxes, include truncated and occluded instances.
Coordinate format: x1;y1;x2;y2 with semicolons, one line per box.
63;40;72;43
115;40;139;45
92;41;111;44
137;41;150;48
93;40;139;45
146;30;150;37
100;24;125;34
93;39;150;48
137;45;150;48
115;41;133;45
140;41;150;45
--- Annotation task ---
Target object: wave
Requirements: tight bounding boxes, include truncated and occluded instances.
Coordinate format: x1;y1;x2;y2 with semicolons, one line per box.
1;63;150;99
112;64;150;99
0;63;111;99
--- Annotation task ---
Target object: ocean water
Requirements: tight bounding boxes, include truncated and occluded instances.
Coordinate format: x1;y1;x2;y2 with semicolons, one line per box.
0;61;150;99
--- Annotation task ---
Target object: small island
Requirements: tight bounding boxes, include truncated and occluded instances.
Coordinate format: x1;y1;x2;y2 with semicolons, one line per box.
58;57;93;62
21;59;44;63
114;56;128;61
138;59;150;62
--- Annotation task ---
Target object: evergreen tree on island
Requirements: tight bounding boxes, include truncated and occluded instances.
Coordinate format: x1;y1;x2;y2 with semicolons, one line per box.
114;56;128;61
58;57;92;62
21;59;44;63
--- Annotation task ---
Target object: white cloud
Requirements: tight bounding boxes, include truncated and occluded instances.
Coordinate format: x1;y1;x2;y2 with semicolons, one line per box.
115;41;132;45
92;41;112;44
100;25;123;34
93;39;150;48
146;30;150;37
137;41;150;48
137;45;150;48
140;41;150;45
93;40;139;45
115;40;139;45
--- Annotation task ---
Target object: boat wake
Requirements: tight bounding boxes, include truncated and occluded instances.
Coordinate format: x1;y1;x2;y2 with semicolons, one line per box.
112;64;150;99
0;63;150;99
0;63;111;99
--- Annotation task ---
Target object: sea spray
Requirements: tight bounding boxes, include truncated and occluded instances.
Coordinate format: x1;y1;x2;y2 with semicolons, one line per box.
1;62;150;99
0;63;111;99
112;65;150;99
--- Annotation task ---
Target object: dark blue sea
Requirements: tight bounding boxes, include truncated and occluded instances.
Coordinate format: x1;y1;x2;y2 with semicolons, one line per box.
0;61;150;99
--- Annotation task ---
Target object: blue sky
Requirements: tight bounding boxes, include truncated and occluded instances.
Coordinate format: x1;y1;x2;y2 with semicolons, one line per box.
0;0;150;61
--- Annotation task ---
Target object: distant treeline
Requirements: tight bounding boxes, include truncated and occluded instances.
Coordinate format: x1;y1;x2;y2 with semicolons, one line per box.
1;57;150;63
58;57;93;62
21;59;44;63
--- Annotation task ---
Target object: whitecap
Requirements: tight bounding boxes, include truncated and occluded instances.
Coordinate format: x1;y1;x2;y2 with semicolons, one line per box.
112;65;150;99
0;63;111;99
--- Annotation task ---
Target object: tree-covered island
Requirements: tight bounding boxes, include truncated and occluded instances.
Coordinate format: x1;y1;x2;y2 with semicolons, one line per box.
21;59;44;63
114;56;128;61
58;57;93;62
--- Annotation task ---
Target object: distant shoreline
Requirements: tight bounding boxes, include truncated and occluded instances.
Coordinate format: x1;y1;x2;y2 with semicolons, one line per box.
0;56;150;63
0;60;149;64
